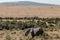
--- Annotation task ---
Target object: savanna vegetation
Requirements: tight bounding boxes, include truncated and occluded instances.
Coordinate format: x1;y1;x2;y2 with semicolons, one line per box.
0;17;60;40
0;17;60;30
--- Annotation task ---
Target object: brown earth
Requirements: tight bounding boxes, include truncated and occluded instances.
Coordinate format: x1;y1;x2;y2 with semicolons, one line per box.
0;6;60;18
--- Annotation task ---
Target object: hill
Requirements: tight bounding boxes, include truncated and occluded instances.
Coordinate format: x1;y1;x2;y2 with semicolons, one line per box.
0;1;59;6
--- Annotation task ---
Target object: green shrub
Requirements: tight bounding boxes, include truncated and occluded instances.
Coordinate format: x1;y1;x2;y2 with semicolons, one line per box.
0;17;60;30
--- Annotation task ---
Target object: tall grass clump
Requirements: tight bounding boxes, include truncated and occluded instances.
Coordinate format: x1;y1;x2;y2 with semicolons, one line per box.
5;35;11;40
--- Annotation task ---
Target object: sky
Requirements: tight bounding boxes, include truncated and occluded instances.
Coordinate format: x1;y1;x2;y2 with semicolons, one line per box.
0;0;60;5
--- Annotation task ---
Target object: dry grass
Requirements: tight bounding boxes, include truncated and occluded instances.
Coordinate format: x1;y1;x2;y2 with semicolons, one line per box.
0;6;60;40
0;6;60;18
0;29;60;40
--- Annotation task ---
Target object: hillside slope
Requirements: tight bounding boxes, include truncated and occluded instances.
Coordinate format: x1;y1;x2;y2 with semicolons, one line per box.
0;1;59;6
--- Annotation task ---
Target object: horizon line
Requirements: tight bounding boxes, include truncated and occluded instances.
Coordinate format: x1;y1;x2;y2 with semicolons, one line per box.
0;1;60;5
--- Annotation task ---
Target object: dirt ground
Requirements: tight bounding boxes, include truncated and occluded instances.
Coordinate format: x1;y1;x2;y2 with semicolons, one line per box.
0;6;60;18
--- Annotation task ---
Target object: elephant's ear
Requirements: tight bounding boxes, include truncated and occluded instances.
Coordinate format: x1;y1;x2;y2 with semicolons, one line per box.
25;29;30;36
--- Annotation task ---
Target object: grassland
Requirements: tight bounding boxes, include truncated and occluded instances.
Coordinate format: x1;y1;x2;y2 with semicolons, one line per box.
0;30;60;40
0;17;60;40
0;6;60;40
0;6;60;18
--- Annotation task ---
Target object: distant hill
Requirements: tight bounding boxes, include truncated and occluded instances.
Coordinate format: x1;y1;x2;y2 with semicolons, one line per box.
0;1;59;6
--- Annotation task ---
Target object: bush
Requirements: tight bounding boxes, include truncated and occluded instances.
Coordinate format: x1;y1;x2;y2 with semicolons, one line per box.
5;35;11;40
17;21;35;30
0;17;60;30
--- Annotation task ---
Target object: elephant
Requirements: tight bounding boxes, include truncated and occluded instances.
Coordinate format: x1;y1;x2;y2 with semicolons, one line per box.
25;27;44;38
